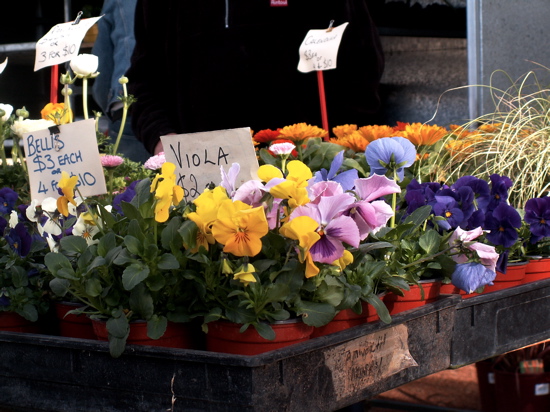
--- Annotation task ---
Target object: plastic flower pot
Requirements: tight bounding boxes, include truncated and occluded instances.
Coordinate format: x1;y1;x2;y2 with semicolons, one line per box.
439;283;481;299
311;300;379;338
91;319;195;349
494;370;550;412
206;318;314;356
484;262;527;293
382;279;441;315
523;257;550;284
54;301;96;340
0;311;41;333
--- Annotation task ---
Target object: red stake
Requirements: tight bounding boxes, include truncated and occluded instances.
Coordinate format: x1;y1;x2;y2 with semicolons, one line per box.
317;70;329;139
50;65;59;104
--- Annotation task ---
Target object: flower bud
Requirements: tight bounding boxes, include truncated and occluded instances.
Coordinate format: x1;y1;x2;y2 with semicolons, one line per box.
15;107;29;119
70;54;99;78
0;104;12;122
118;76;129;85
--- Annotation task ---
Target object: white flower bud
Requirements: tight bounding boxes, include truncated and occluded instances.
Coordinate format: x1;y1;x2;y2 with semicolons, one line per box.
0;104;13;121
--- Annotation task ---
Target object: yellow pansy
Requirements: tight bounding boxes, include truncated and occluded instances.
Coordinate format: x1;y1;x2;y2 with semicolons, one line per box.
151;162;184;222
332;250;354;272
56;171;78;217
186;187;229;251
257;164;283;182
233;263;257;286
211;200;268;257
280;216;321;278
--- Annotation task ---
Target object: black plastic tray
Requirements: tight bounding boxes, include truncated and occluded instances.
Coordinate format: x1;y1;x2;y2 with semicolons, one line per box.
0;295;459;412
449;278;550;368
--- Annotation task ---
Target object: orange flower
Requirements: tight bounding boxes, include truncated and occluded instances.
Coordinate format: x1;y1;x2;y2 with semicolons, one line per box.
278;123;327;143
41;102;72;125
330;131;369;152
357;125;397;143
401;122;448;146
478;123;502;133
393;121;409;132
332;124;357;139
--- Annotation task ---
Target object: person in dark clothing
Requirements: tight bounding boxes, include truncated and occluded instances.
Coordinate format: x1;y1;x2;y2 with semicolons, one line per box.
127;0;384;155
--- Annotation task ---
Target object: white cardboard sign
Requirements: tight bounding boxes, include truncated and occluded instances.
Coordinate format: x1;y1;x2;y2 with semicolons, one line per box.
298;22;349;73
34;16;102;71
23;119;107;203
161;128;259;200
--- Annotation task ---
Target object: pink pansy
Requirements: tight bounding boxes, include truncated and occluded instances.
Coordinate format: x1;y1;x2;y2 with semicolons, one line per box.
307;181;344;204
347;200;395;240
144;152;166;170
100;155;124;168
291;193;359;263
353;174;401;202
220;163;240;198
449;227;499;272
233;180;266;207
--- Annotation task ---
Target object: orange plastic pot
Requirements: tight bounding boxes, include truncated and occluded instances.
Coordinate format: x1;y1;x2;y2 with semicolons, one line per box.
206;319;313;355
382;280;441;315
92;319;195;349
484;262;527;293
311;301;378;338
0;311;41;333
54;302;96;340
439;283;481;299
523;258;550;283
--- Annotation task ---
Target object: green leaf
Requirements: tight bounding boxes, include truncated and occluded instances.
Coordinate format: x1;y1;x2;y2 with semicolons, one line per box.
127;219;145;243
45;253;77;280
18;304;38;322
124;235;144;256
60;235;88;254
253;322;275;341
129;284;154;320
145;274;166;292
147;315;168;339
258;148;278;166
419;230;441;255
296;301;336;327
97;204;116;229
161;216;183;251
85;278;103;297
315;276;345;307
178;220;198;250
106;315;130;339
49;278;70;297
10;266;28;288
130;178;154;209
97;232;117;258
266;283;290;303
365;295;391;324
108;336;128;359
122;263;150;291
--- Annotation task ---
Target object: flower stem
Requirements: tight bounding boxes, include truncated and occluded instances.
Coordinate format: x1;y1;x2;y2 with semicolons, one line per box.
112;82;129;155
82;78;89;120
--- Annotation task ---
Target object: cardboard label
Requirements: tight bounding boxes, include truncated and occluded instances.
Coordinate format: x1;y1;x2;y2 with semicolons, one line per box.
23;119;107;203
323;325;418;400
298;23;348;73
34;16;102;71
161;127;259;200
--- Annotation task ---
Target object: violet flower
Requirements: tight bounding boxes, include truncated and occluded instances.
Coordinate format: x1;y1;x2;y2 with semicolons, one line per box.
6;223;32;257
487;174;513;212
484;202;522;248
310;151;358;192
524;197;550;244
0;187;18;215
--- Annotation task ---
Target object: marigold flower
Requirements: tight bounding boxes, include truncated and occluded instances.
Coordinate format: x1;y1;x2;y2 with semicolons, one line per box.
278;123;327;143
401;122;448;146
358;125;397;143
330;131;369;152
332;124;357;139
253;128;281;144
211;200;269;257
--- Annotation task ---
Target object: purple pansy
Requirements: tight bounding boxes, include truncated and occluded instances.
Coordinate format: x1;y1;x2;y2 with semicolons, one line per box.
0;187;18;215
484;202;522;248
113;180;140;214
6;223;32;257
524;197;550;243
365;137;416;181
487;174;513;212
432;195;465;231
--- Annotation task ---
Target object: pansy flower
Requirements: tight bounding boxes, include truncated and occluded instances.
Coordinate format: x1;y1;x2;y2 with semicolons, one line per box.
6;223;32;257
487;174;513;212
484;202;522;248
279;215;322;278
0;187;18;215
365;136;416;181
309;151;358;192
452;262;496;294
524;197;550;243
56;171;79;217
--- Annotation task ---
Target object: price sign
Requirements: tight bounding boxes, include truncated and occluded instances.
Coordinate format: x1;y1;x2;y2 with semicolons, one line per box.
23;119;107;203
34;16;102;71
161;127;259;201
297;22;349;73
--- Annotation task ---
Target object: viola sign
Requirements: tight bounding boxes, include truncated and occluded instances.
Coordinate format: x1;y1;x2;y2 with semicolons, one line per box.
161;127;259;200
23;119;107;203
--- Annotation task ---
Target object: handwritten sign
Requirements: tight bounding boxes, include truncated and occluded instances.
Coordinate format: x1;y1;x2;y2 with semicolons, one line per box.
323;325;418;400
23;119;107;203
0;57;7;74
34;16;102;71
161;128;259;200
298;22;349;73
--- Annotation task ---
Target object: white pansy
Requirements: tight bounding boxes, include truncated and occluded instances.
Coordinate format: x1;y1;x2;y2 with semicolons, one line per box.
72;215;99;245
11;119;55;138
69;54;99;78
45;233;59;253
41;197;62;236
0;103;13;121
8;210;18;229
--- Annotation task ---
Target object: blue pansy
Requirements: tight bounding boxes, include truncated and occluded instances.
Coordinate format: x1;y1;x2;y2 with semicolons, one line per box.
452;262;496;294
310;151;358;191
365;137;416;181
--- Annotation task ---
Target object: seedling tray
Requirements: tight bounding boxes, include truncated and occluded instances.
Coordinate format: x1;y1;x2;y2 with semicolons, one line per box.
450;278;550;368
0;295;459;412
